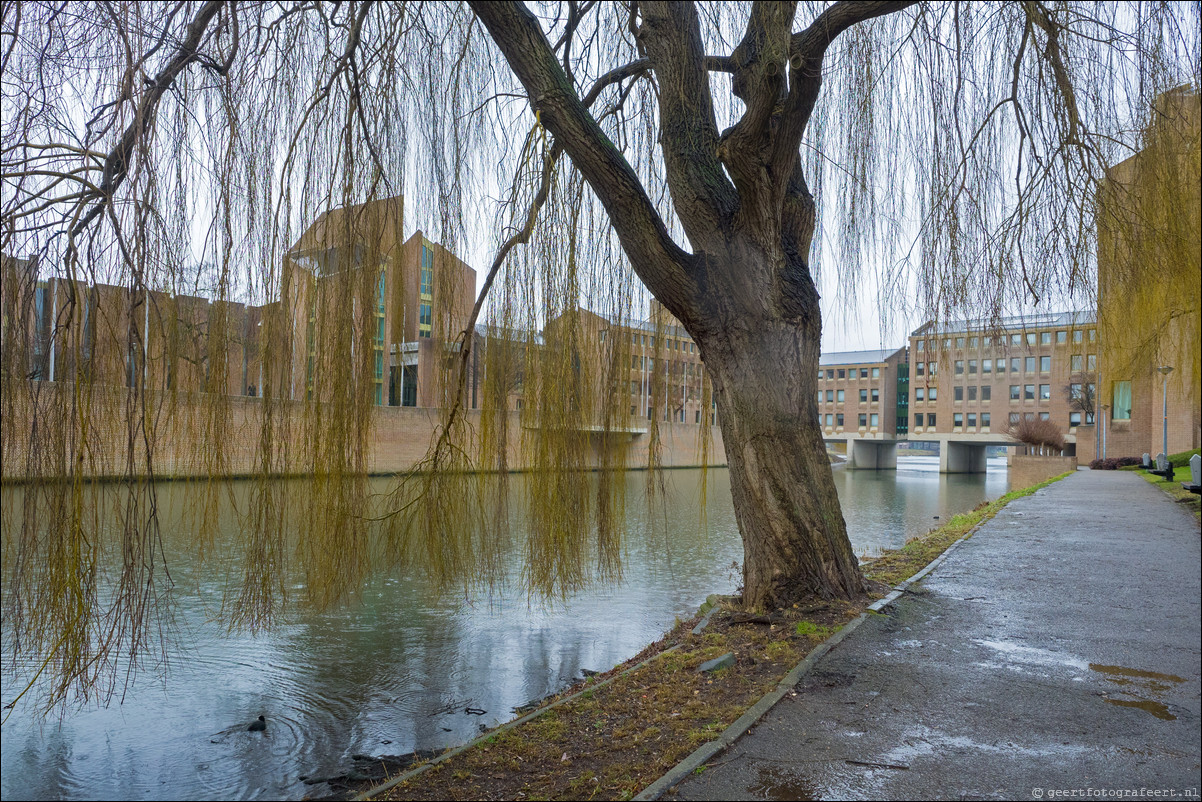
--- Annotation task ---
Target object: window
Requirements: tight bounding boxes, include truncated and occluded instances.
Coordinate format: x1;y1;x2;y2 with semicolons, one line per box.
981;385;991;401
983;336;993;347
928;387;937;400
1024;384;1035;400
1011;334;1022;346
826;369;834;379
967;413;977;428
1071;354;1083;371
1010;357;1021;373
983;358;992;374
916;362;925;376
858;413;868;427
870;413;879;427
859;389;868;402
823;390;832;403
1010;385;1021;401
818;371;825;380
954;412;964;427
872;367;880;378
1070;412;1082;426
968;385;978;401
1040;384;1051;400
870;388;880;402
1026;333;1037;346
1112;381;1132;420
968;359;977;375
1087;354;1096;371
837;369;845;378
1073;330;1084;343
837;389;845;402
418;302;432;337
916;340;924;351
1039;412;1050;421
914;413;924;427
915;387;925;401
929;362;937;376
420;245;434;295
1056;330;1067;343
995;359;1005;374
955;337;965;349
1070;382;1082;401
1025;356;1036;373
969;336;978;349
1009;412;1021;424
955;360;964;375
954;386;964;402
981;412;991;428
1040;332;1052;345
825;414;833;427
1040;355;1051;372
860;368;869;378
943;338;951;349
927;413;936;427
1088;328;1096;342
836;413;844;427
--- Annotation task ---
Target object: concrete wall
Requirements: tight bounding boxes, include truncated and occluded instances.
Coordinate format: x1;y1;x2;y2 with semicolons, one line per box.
1008;454;1078;488
1;383;727;481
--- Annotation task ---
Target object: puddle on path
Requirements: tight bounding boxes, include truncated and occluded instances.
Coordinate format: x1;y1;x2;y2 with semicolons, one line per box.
1090;663;1185;721
1103;698;1177;721
749;764;817;801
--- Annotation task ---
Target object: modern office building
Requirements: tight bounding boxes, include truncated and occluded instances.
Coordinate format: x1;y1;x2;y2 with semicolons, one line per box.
908;312;1097;451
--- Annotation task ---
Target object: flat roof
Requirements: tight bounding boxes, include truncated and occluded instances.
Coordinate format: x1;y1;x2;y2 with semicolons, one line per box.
911;310;1095;337
819;348;901;366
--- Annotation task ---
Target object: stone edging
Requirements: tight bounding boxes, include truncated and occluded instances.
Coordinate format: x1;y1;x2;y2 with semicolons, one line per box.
633;533;974;801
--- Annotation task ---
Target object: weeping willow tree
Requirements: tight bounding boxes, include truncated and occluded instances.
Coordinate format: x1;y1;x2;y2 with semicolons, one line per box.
1;1;1199;709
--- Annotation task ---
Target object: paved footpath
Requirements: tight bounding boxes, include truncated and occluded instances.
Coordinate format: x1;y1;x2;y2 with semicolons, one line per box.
669;470;1201;801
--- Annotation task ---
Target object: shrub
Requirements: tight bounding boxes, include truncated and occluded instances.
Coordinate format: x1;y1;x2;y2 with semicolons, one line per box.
1088;456;1142;470
1008;417;1066;452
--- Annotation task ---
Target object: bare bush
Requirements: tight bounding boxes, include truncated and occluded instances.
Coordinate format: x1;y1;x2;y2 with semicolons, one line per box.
1008;417;1067;453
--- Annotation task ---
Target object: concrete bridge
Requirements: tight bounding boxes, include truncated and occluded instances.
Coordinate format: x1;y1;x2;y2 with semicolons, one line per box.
825;431;1076;473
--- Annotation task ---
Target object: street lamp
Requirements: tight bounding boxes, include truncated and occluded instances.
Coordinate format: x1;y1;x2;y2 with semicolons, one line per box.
1157;366;1173;460
1099;403;1109;461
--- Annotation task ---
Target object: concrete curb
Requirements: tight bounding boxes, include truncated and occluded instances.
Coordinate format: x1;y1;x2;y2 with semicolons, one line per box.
633;532;974;802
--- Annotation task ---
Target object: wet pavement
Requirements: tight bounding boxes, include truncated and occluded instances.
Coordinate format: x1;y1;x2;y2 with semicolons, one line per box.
668;470;1202;801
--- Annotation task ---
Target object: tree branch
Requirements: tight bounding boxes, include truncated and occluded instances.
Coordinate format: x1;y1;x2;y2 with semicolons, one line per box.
637;1;737;247
469;0;698;314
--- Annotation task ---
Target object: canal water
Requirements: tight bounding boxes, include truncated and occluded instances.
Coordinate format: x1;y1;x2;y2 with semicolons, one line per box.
1;457;1008;800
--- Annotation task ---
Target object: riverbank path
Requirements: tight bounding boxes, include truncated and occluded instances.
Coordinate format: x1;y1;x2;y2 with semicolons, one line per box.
667;469;1201;800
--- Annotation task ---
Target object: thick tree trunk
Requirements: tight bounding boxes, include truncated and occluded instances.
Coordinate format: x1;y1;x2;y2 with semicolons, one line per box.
706;340;861;610
695;285;863;610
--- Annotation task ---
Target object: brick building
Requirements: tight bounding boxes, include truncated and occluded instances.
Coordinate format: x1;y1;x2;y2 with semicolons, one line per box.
816;348;909;438
1096;86;1201;458
908;312;1097;453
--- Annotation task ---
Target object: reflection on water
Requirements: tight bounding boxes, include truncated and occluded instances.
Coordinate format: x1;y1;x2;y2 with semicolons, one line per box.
1;457;1007;800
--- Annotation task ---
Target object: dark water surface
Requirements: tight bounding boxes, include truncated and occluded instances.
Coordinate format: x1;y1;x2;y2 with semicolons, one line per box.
1;457;1008;800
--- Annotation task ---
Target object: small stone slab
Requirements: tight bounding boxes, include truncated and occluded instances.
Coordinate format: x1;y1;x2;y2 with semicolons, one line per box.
697;652;735;673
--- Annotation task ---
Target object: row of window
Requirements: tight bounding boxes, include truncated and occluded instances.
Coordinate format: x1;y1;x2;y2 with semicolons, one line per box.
819;367;883;380
621;331;697;353
914;328;1096;352
911;410;1094;430
821;413;881;428
818;388;881;404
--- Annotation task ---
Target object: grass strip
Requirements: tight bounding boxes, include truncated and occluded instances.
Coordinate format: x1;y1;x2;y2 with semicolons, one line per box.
359;471;1072;802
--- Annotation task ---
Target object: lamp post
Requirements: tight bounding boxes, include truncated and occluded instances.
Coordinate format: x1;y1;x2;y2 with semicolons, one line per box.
1099;403;1109;461
1157;366;1173;459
